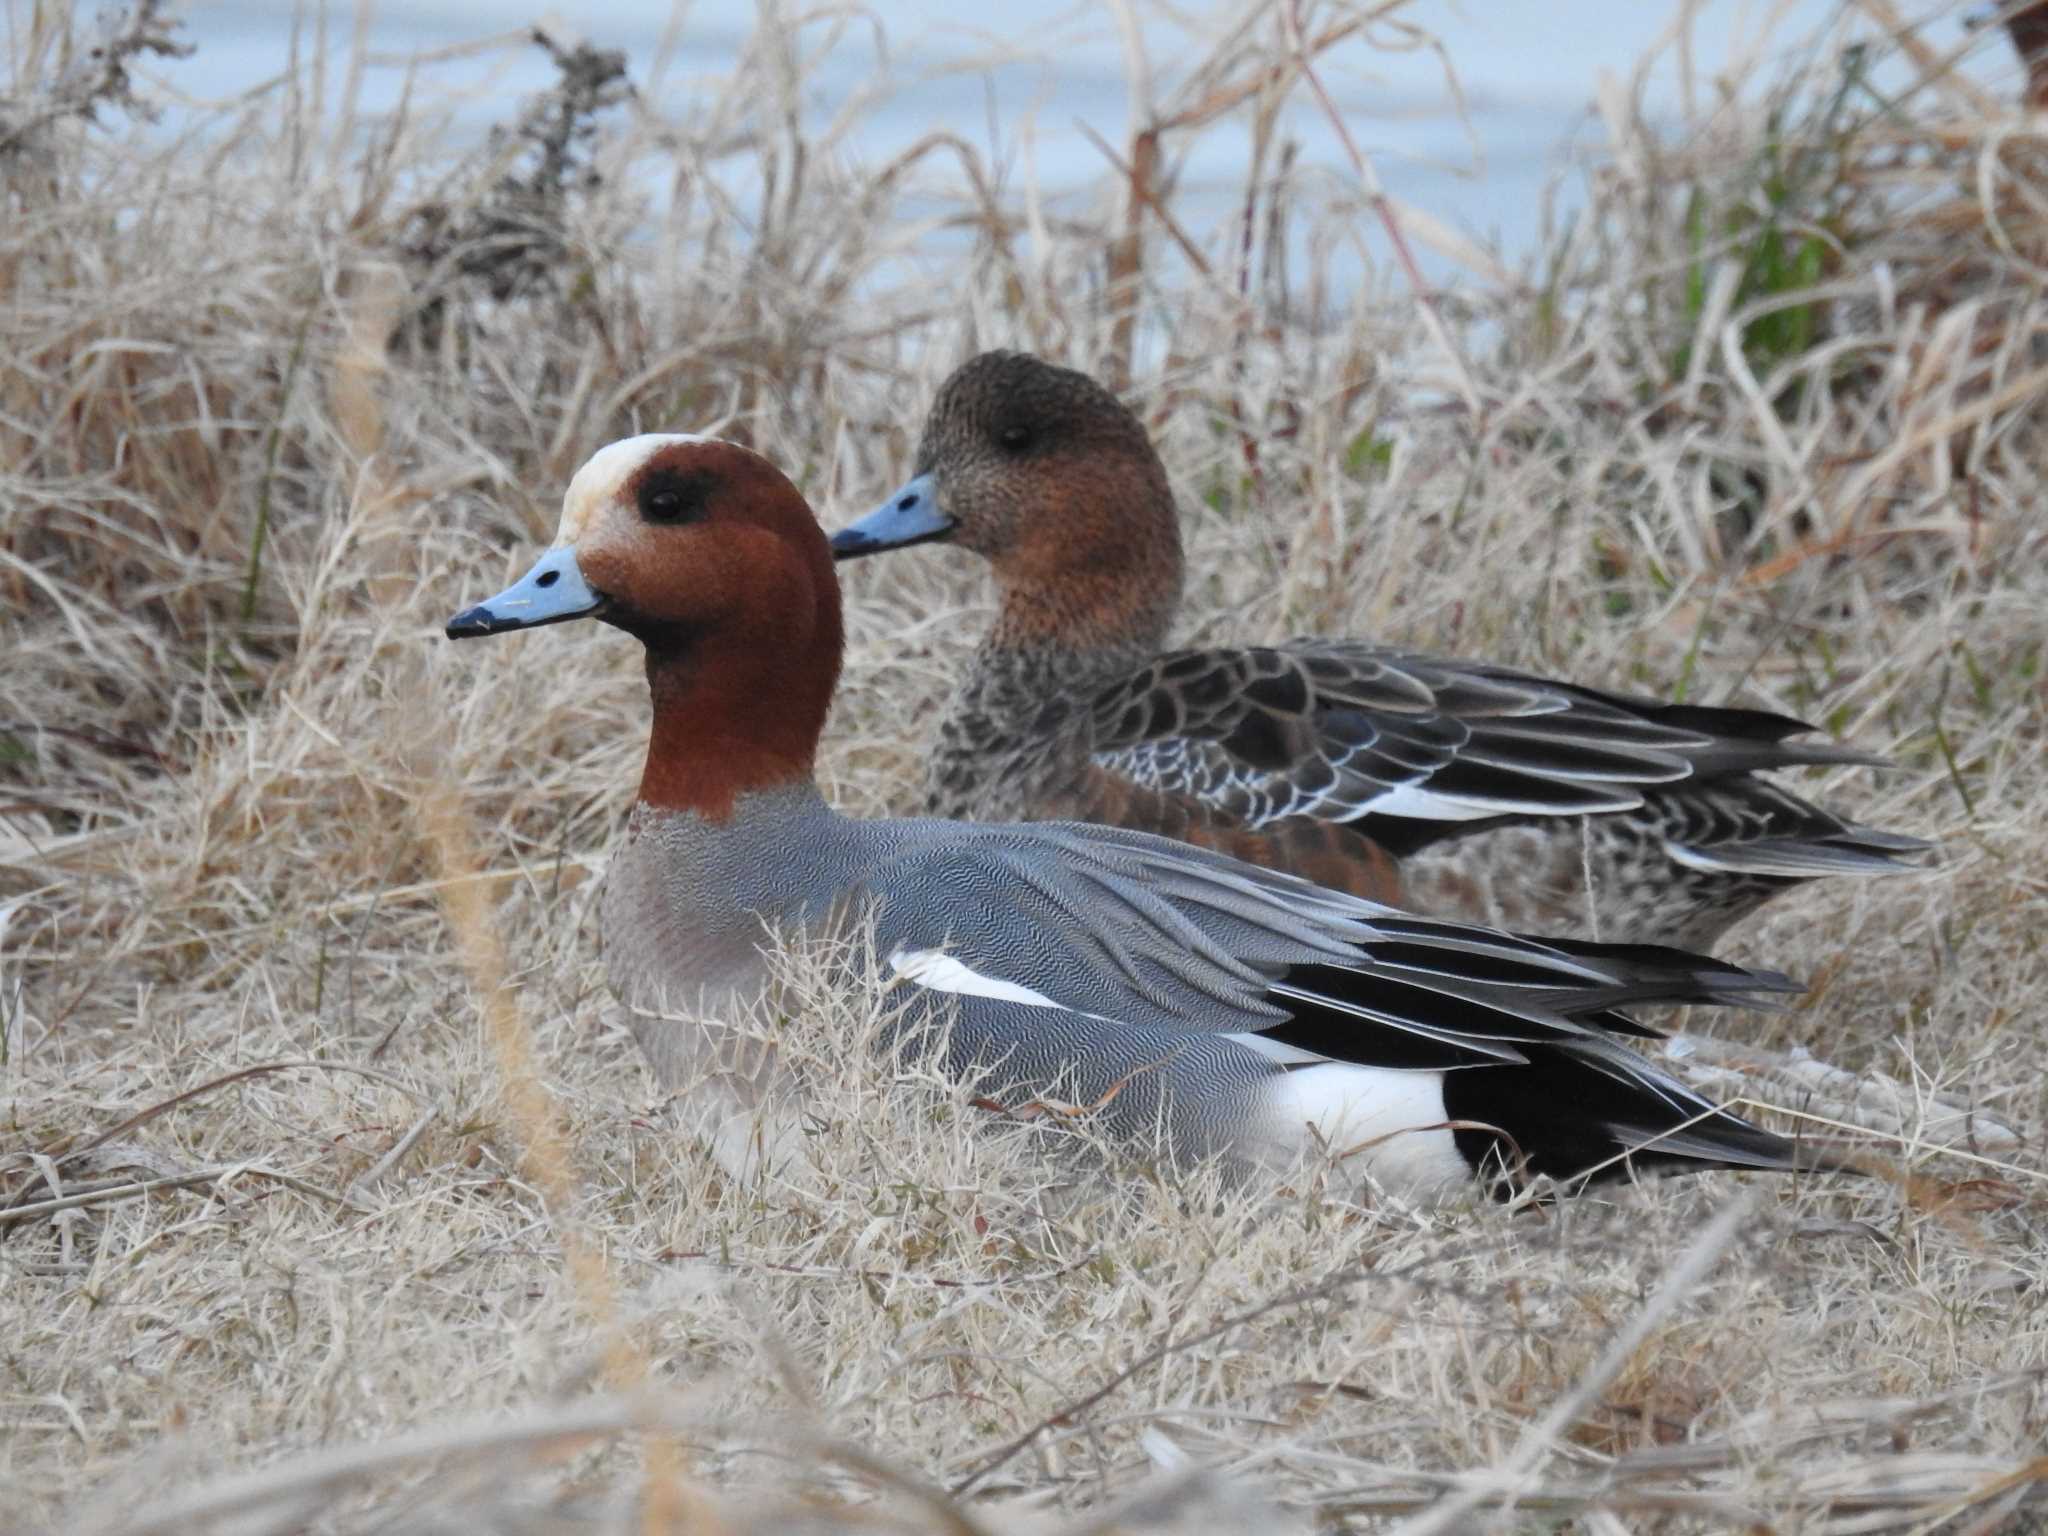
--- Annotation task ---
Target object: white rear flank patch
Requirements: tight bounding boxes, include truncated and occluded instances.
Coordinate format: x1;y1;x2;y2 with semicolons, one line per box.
889;949;1066;1009
558;433;716;541
1238;1045;1469;1193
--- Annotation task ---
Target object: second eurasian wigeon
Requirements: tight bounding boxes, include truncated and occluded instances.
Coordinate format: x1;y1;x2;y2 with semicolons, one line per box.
446;432;1827;1199
831;351;1929;951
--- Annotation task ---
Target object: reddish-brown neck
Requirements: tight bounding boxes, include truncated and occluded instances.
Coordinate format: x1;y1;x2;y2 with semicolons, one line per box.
990;521;1184;658
636;578;843;820
984;451;1184;655
989;563;1179;659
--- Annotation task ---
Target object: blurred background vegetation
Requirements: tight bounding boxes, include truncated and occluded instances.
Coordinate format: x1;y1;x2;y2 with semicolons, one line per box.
2;2;2045;1531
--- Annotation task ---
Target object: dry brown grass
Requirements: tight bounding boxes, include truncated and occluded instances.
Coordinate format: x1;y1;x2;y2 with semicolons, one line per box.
3;1;2046;1531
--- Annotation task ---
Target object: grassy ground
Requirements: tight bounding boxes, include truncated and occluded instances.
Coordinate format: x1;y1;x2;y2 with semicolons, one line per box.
3;1;2046;1530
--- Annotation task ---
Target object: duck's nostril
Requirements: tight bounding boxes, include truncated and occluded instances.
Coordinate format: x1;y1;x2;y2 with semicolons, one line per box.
536;570;560;588
898;495;918;512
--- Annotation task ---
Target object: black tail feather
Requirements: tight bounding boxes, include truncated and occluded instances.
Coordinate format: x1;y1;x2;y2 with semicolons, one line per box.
1442;1042;1816;1189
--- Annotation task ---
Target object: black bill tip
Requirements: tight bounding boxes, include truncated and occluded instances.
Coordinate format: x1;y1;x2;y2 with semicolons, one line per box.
830;528;885;560
446;604;517;639
829;520;956;561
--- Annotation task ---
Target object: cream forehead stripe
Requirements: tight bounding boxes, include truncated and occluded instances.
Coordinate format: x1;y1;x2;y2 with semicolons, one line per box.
554;432;717;544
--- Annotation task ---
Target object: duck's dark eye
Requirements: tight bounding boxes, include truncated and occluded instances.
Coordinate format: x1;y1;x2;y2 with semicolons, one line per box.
997;423;1033;453
638;470;710;524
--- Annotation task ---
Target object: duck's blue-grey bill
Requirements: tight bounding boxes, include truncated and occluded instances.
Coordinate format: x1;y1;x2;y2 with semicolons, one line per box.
446;546;605;638
830;473;956;559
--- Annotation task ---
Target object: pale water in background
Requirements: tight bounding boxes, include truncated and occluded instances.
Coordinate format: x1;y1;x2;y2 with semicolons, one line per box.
140;1;1992;286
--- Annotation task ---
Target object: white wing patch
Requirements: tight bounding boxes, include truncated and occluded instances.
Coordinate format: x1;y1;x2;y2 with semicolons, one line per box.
1353;779;1527;822
1225;1030;1329;1068
889;949;1066;1009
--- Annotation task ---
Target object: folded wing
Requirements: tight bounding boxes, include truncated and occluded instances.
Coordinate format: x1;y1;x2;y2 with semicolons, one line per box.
859;818;1812;1186
1090;641;1922;875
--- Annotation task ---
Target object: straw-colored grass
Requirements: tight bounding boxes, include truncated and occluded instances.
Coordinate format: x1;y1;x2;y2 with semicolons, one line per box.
3;1;2045;1530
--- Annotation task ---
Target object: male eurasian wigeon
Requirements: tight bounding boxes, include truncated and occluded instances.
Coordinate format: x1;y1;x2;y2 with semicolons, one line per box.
445;433;1828;1199
833;352;1928;952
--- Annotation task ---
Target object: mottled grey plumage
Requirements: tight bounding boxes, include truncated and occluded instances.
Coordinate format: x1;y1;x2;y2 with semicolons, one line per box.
602;783;1810;1194
838;350;1929;950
